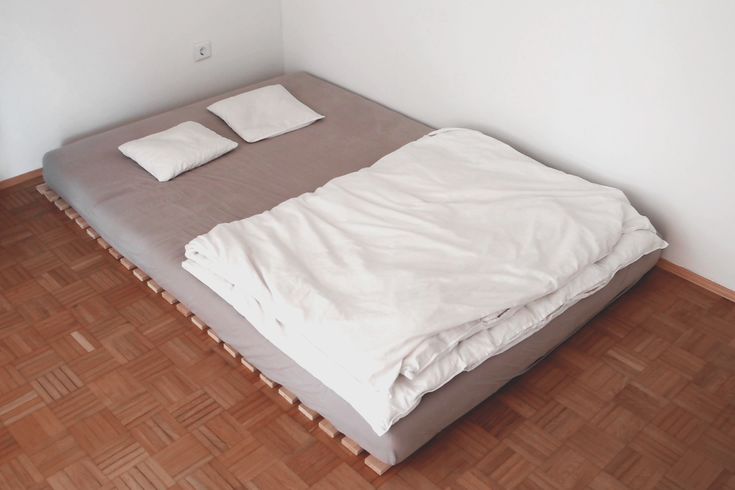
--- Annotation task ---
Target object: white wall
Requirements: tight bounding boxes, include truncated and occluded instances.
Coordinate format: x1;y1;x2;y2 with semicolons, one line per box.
281;0;735;290
0;0;283;180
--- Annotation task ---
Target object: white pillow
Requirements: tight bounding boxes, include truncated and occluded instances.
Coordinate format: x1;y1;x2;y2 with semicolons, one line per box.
207;84;324;143
119;121;237;182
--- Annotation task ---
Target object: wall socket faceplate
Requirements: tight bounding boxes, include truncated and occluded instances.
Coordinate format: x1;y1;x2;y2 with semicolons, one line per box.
193;41;211;61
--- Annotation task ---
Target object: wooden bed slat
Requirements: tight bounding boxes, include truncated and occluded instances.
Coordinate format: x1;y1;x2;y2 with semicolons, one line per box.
191;316;206;330
341;436;364;456
175;302;192;318
365;455;391;476
96;237;110;250
297;403;320;421
86;227;100;240
240;358;256;373
259;373;278;389
54;198;70;211
45;190;59;202
318;419;339;438
147;280;163;294
119;257;135;270
161;291;178;304
64;208;80;220
223;344;238;358
36;183;49;195
74;216;88;229
207;329;221;344
278;387;299;405
108;248;123;260
132;269;149;282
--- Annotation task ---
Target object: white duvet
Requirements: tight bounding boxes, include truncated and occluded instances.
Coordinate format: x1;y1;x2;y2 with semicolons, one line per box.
183;128;667;435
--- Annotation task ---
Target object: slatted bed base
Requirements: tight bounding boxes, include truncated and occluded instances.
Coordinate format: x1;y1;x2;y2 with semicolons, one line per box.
36;181;394;476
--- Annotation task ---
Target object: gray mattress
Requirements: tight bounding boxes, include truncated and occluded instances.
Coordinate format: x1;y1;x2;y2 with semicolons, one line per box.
43;72;661;465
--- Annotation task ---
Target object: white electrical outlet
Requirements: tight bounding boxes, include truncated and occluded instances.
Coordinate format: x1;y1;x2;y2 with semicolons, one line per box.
193;41;211;61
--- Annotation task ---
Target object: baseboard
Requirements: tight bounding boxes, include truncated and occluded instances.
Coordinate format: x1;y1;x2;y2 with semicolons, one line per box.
0;168;43;190
657;259;735;303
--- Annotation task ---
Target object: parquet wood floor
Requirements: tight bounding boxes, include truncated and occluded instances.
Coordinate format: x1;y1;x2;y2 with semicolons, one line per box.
0;176;733;489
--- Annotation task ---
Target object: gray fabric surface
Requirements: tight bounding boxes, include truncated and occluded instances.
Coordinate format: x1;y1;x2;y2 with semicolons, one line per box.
43;72;660;464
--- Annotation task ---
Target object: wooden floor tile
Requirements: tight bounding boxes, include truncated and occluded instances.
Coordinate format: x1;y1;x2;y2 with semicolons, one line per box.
153;434;211;481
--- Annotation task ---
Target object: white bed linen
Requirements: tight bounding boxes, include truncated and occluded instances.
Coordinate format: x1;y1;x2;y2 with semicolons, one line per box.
118;121;237;182
182;128;667;434
208;84;324;143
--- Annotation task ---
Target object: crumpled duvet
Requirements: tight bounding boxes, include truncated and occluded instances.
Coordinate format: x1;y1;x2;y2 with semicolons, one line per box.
183;128;667;434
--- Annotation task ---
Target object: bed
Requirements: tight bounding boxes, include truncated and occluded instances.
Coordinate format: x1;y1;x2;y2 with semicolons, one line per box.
43;72;663;469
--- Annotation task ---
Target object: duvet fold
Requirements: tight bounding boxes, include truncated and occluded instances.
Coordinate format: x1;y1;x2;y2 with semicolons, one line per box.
183;128;666;434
